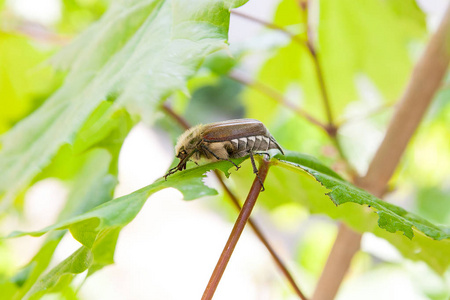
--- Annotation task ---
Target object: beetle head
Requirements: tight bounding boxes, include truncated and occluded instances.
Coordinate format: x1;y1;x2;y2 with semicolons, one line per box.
174;125;203;159
175;148;189;170
165;125;203;180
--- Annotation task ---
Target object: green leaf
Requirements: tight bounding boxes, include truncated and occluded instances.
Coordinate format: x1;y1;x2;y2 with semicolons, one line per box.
59;0;108;34
7;159;239;243
0;0;248;210
229;153;450;274
280;151;343;180
87;227;121;276
245;0;426;133
317;0;426;111
4;159;234;297
9;152;450;275
0;32;59;134
416;186;450;226
280;154;449;273
286;160;448;240
24;246;93;300
4;106;131;299
7;148;116;299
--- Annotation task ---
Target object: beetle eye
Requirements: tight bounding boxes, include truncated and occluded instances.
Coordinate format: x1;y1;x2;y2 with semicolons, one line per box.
177;150;187;159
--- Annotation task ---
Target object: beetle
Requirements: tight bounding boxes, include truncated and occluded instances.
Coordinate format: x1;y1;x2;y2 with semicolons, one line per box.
164;119;284;191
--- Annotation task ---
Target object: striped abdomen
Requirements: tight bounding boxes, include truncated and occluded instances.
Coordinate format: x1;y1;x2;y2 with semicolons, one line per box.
229;135;281;158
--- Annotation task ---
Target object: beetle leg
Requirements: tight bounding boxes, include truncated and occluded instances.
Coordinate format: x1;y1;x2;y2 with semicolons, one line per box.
164;149;198;180
164;166;179;180
249;151;265;192
201;144;241;170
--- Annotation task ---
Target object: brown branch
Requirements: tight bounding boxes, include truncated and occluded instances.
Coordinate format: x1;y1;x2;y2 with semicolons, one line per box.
296;0;334;126
309;52;334;127
300;4;348;173
230;10;353;176
228;71;327;131
231;10;334;128
357;19;450;194
202;159;270;300
162;103;191;129
161;103;308;299
312;3;450;300
439;82;450;90
215;170;307;300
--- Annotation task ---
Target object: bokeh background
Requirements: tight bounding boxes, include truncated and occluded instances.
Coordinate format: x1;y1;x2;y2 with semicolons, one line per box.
1;0;449;299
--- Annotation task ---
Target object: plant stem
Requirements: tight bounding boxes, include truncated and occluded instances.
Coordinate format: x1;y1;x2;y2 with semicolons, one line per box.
161;103;191;129
161;103;308;300
202;159;270;300
230;10;353;175
228;71;327;131
231;10;334;128
303;17;354;177
312;4;450;300
309;51;334;127
214;170;307;300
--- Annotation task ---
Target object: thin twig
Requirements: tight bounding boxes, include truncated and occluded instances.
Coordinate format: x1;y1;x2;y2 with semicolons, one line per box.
162;103;191;129
300;5;346;167
230;9;354;176
296;1;334;127
161;103;308;300
231;10;334;129
301;2;356;177
228;71;327;131
309;54;334;127
214;170;307;300
308;55;353;176
202;159;271;300
312;3;450;300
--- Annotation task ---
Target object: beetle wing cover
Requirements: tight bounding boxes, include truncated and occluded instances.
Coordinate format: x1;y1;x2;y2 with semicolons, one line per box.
202;119;268;142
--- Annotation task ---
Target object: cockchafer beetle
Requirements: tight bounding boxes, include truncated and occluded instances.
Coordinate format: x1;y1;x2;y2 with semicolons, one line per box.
164;119;284;191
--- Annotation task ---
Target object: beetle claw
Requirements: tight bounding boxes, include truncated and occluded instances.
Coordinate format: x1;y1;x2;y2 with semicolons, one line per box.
164;165;181;180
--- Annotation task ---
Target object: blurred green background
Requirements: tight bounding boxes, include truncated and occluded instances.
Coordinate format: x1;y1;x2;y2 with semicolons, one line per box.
0;0;449;299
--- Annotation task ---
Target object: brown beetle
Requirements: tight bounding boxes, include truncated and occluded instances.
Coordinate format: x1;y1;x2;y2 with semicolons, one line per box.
164;119;284;190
